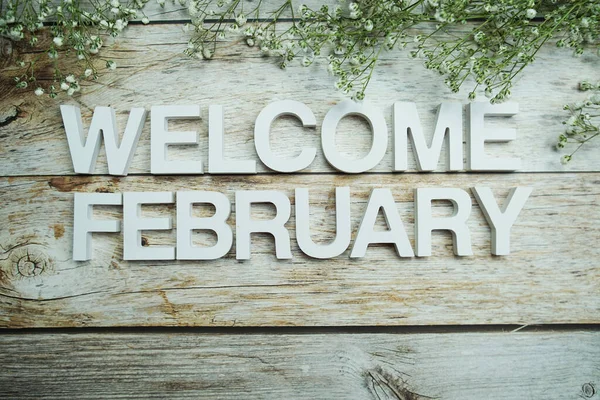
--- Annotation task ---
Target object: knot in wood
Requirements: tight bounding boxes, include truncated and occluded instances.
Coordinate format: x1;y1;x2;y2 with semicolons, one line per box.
582;383;596;398
4;244;52;279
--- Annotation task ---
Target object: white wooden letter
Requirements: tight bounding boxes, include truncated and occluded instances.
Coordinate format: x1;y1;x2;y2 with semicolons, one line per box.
176;191;233;260
472;186;532;255
73;193;122;261
60;105;146;175
295;187;351;259
322;100;388;173
415;188;473;256
350;188;414;258
235;191;292;259
394;102;463;171
123;192;175;260
254;100;317;172
467;102;521;171
151;105;202;174
209;105;256;174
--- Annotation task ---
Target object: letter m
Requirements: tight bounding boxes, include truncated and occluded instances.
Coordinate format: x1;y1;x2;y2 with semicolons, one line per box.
394;102;463;171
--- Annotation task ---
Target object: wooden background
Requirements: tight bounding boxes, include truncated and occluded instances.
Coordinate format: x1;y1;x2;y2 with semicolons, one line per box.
1;1;599;398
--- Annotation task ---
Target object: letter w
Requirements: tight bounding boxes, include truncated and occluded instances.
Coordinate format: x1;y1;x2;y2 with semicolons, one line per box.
60;105;146;175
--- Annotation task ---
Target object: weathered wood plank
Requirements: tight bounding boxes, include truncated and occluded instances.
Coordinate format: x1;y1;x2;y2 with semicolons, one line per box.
0;173;598;327
1;24;598;175
101;0;329;21
0;331;598;399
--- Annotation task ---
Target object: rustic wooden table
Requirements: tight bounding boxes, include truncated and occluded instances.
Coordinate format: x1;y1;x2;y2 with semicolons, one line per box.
1;1;598;398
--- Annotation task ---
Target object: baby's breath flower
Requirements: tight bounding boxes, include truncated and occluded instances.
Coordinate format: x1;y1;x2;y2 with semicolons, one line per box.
202;47;213;59
561;155;572;165
526;9;537;19
53;36;64;47
106;60;117;70
235;14;246;26
558;82;600;161
34;87;44;96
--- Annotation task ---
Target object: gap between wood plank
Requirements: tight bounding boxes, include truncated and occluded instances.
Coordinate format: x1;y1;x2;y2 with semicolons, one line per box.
1;324;599;335
3;170;600;179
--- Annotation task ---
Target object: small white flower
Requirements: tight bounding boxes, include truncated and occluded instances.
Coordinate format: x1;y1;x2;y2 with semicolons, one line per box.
67;87;75;96
60;82;70;91
53;36;64;47
235;14;246;26
526;9;536;19
246;38;255;47
114;19;124;31
107;60;117;70
364;19;373;32
157;0;165;6
34;87;44;96
188;1;199;16
84;69;93;77
142;17;149;24
202;47;213;59
580;17;589;28
111;7;120;14
111;0;120;7
66;74;76;83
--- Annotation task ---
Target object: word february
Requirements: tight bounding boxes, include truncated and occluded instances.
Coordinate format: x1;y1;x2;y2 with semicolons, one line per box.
61;100;521;174
73;187;532;261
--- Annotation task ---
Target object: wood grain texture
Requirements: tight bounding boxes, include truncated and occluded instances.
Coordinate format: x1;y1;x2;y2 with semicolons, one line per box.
1;5;598;395
90;0;329;21
0;331;598;399
1;24;599;176
1;173;598;328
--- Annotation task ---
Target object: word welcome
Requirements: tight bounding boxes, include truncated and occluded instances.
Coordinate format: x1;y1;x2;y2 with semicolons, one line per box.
73;187;531;261
60;100;521;175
